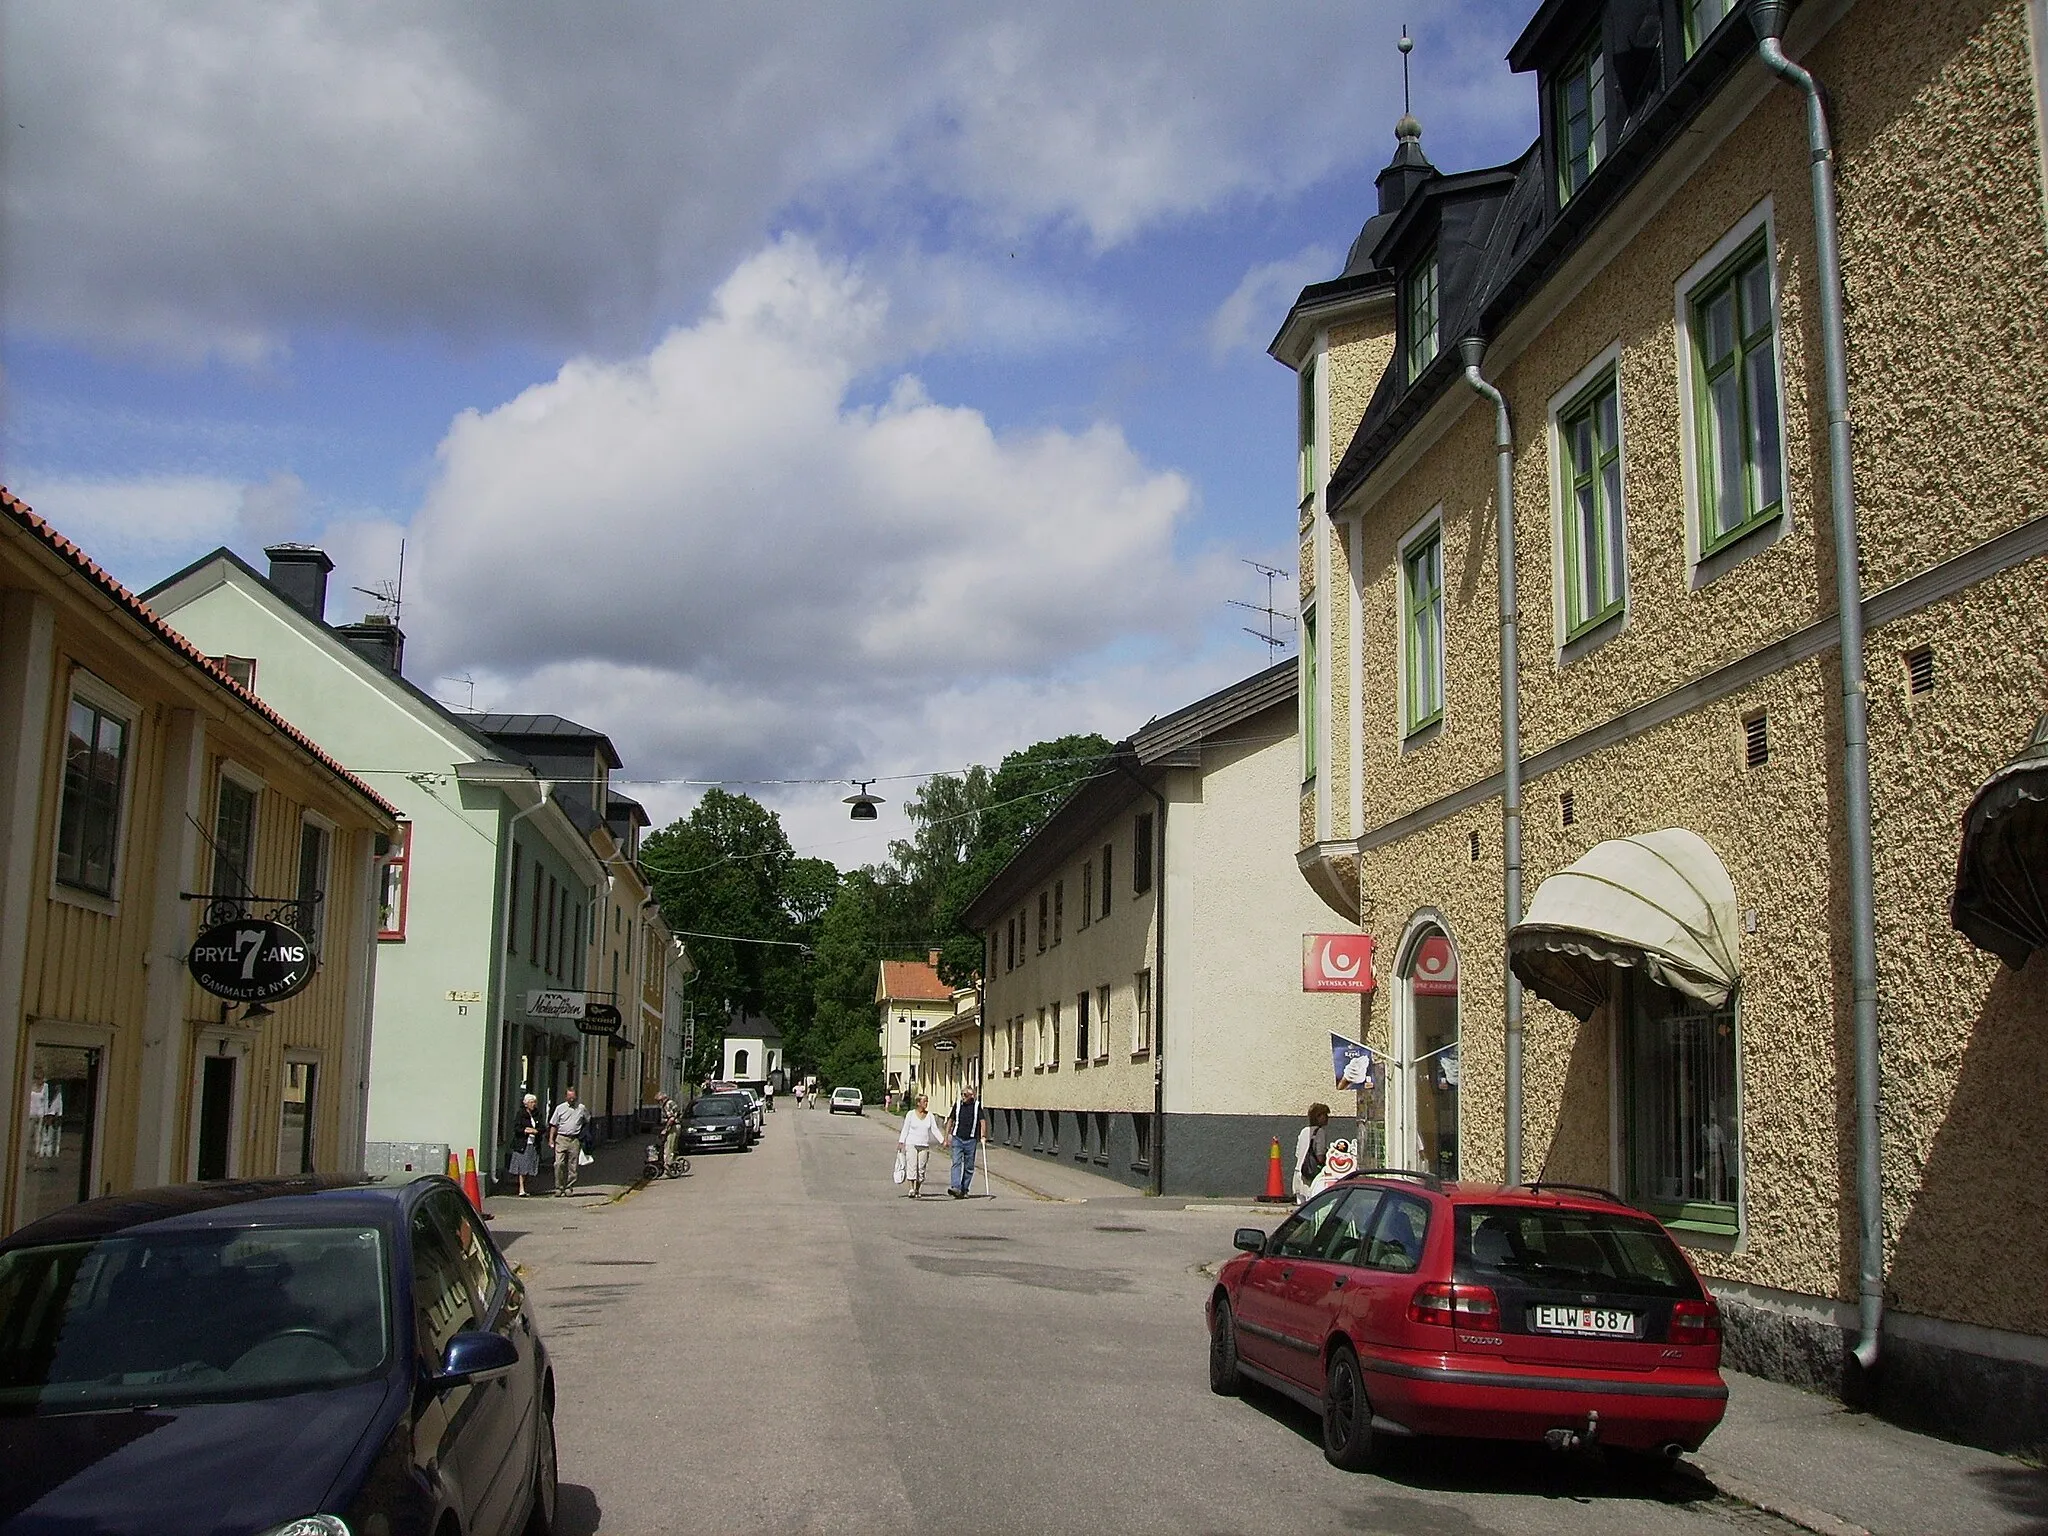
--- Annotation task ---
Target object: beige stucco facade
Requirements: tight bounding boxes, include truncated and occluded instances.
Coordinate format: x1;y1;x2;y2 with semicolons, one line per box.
0;494;396;1234
1279;0;2047;1443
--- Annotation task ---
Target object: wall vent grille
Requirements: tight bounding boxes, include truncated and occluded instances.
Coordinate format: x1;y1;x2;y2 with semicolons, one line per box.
1469;830;1481;862
1906;645;1935;696
1560;789;1576;827
1744;711;1770;769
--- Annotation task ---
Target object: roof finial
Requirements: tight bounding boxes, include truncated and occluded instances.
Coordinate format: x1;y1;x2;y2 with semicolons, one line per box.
1395;26;1422;145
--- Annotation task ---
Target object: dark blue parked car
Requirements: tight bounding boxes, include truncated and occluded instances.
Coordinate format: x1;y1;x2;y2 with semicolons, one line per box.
0;1174;556;1536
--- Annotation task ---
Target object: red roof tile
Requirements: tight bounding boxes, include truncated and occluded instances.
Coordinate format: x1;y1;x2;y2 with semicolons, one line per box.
879;958;953;1003
2;487;398;821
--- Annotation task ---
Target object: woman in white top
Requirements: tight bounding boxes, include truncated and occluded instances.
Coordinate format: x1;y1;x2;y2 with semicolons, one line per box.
898;1094;946;1198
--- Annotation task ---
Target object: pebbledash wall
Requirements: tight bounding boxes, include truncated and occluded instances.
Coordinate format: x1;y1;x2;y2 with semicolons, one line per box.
973;670;1371;1197
1276;0;2048;1451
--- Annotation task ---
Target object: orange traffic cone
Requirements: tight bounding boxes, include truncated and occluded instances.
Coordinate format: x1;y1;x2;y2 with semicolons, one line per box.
462;1149;484;1211
445;1148;461;1183
1257;1136;1291;1203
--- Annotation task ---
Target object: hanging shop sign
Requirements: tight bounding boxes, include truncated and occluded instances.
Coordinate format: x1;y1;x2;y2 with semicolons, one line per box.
578;1002;624;1036
526;989;586;1020
1330;1033;1375;1088
1303;933;1376;993
188;919;317;1004
933;1038;958;1053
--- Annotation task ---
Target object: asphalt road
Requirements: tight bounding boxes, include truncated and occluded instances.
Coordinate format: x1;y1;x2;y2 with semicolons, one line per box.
488;1107;1796;1536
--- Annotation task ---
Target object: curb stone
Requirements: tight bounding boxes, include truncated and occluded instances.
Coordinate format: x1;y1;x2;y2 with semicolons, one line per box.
1694;1460;1871;1536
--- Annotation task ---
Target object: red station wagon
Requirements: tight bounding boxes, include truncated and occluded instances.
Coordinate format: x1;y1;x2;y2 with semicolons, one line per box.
1207;1172;1727;1471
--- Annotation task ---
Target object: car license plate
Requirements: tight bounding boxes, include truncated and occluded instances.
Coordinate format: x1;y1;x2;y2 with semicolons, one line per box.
1531;1305;1637;1337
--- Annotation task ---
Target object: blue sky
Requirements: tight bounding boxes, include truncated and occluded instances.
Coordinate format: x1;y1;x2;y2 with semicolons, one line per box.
2;1;1537;866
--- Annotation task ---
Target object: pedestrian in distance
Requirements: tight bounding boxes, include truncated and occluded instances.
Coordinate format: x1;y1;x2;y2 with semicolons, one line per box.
659;1094;682;1171
946;1082;988;1199
508;1093;543;1197
897;1093;945;1198
1294;1102;1331;1203
548;1086;591;1196
764;1081;775;1113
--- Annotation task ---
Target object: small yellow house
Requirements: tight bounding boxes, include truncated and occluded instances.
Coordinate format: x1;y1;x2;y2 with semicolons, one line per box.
0;490;397;1232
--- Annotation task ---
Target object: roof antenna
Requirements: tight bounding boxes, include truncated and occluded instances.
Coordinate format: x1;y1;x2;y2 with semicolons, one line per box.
1399;26;1414;117
351;538;406;625
1227;560;1296;658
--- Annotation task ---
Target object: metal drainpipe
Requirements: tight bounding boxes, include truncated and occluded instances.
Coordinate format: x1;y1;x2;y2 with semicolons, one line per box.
1458;337;1526;1187
1751;0;1885;1373
1115;756;1168;1197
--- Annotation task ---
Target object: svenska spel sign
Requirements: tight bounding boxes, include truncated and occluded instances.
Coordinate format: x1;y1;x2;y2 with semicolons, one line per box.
188;919;317;1003
1303;933;1376;993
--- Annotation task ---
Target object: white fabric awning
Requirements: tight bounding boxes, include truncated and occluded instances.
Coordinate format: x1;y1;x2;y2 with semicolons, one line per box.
1509;828;1740;1021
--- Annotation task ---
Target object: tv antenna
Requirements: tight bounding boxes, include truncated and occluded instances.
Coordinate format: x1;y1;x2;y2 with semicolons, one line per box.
440;672;477;712
351;538;405;623
1228;559;1296;657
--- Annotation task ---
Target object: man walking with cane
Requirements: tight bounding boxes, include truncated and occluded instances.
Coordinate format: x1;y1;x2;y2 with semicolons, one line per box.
946;1081;988;1199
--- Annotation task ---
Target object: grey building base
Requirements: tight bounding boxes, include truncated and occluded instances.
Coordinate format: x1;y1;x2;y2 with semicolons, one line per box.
984;1109;1327;1199
363;1141;450;1178
1716;1287;2048;1459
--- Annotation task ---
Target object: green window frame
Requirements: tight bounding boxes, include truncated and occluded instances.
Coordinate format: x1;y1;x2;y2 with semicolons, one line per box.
1689;236;1784;555
1621;979;1741;1238
1684;0;1738;57
1555;36;1606;201
1560;374;1626;635
1298;361;1317;504
1401;528;1444;735
55;696;128;896
1403;254;1439;384
1301;603;1319;781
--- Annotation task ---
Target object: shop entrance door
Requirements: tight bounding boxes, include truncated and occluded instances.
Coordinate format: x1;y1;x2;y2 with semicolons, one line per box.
1390;927;1461;1180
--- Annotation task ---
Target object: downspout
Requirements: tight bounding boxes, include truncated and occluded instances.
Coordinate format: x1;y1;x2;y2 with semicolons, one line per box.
1115;754;1168;1198
1458;336;1525;1187
1751;0;1885;1374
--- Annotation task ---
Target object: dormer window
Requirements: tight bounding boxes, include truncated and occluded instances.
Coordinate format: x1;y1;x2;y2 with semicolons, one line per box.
1684;0;1738;56
1403;253;1439;383
1297;359;1317;505
1556;35;1606;201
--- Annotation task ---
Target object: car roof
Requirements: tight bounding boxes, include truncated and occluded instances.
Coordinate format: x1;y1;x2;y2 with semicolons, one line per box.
0;1174;447;1250
1340;1173;1645;1216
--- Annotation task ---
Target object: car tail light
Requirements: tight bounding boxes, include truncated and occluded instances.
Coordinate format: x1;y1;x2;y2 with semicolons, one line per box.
1409;1282;1500;1330
1668;1297;1720;1344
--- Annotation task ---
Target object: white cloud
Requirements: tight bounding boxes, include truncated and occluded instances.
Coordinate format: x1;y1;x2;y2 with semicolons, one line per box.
1209;245;1342;361
2;2;1535;361
389;236;1254;864
9;473;244;568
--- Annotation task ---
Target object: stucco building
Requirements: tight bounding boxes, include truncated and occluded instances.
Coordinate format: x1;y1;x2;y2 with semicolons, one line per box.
1271;0;2047;1449
968;663;1369;1194
911;987;982;1113
876;952;954;1102
1;492;396;1233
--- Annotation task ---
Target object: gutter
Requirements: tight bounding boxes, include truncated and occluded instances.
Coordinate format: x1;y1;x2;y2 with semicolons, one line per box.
1458;337;1526;1187
1750;0;1886;1376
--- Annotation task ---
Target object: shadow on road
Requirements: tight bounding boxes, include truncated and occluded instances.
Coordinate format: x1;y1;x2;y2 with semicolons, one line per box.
556;1482;602;1535
1970;1461;2048;1528
1236;1380;1721;1506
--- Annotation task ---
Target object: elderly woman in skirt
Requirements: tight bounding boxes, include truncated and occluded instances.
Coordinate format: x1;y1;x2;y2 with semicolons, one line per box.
508;1093;543;1196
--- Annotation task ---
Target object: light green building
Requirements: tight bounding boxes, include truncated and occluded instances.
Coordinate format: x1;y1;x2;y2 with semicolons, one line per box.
146;546;607;1176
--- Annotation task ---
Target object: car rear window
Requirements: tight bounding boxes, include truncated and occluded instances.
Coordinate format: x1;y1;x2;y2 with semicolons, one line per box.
1453;1205;1702;1299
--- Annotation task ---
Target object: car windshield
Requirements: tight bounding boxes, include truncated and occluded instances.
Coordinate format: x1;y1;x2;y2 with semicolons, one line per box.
0;1225;390;1413
1453;1205;1701;1299
691;1096;747;1116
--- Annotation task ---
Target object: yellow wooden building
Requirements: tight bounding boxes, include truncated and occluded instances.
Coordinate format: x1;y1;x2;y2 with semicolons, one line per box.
0;490;397;1233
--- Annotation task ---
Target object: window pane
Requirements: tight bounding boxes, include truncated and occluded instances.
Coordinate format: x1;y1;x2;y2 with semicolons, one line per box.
1745;342;1783;512
213;779;257;900
20;1043;101;1225
1601;454;1626;608
1575;479;1600;620
1626;987;1740;1217
1702;290;1735;367
1709;370;1744;535
1738;258;1772;339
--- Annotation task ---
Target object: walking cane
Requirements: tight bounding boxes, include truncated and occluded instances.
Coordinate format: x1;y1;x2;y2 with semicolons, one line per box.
978;1134;991;1199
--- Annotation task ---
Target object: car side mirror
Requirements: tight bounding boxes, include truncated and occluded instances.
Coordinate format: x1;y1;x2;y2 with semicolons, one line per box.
433;1329;519;1390
1233;1228;1268;1256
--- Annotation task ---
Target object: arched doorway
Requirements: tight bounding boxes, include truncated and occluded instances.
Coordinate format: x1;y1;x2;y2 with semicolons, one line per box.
1393;920;1460;1178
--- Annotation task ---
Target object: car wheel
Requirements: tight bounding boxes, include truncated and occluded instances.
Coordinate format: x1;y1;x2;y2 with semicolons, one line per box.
1209;1299;1243;1396
522;1392;559;1536
1321;1345;1379;1472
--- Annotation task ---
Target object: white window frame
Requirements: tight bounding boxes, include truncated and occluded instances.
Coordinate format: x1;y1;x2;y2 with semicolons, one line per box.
1132;969;1153;1057
1396;507;1447;742
210;759;267;906
1547;340;1631;659
1094;984;1111;1062
49;668;140;914
1674;198;1792;586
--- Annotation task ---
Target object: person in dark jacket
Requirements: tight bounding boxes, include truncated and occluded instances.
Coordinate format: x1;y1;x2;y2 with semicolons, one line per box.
508;1094;543;1197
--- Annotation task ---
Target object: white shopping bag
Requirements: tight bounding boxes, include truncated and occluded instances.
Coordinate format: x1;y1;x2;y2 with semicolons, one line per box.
578;1149;594;1167
892;1149;907;1185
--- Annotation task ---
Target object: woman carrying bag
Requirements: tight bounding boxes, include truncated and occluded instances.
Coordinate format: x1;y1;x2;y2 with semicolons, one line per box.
1294;1102;1331;1203
897;1094;945;1198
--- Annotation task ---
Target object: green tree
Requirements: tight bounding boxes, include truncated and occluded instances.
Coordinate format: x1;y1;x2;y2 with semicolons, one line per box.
808;869;889;1098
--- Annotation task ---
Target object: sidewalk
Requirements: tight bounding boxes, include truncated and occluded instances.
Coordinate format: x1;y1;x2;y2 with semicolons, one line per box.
484;1129;649;1207
872;1110;1149;1203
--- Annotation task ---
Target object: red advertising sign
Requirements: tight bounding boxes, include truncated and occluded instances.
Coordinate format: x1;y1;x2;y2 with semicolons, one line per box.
1410;934;1459;995
1303;933;1376;993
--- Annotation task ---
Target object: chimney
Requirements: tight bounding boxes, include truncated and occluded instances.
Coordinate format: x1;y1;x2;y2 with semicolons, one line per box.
335;614;406;676
929;948;941;968
265;544;333;622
